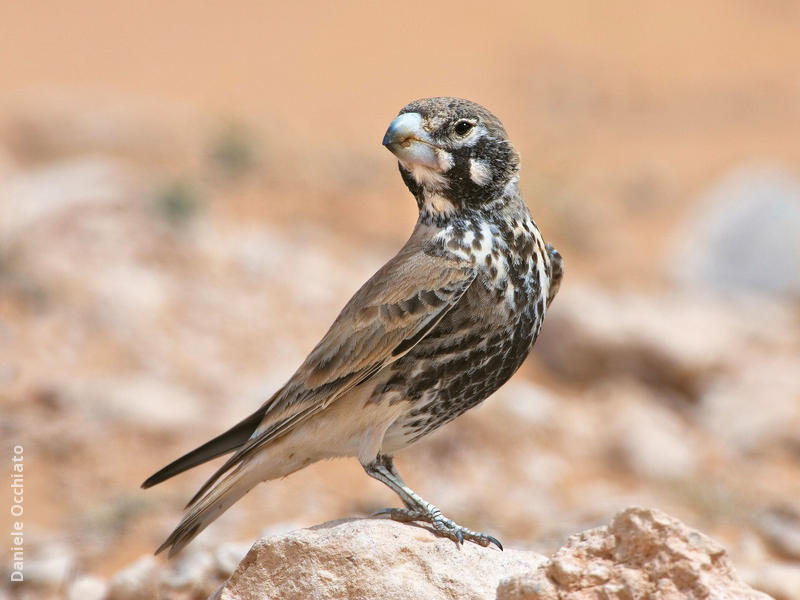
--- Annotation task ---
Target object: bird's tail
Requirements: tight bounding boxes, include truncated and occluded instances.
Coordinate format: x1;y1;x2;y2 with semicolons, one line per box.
155;463;261;557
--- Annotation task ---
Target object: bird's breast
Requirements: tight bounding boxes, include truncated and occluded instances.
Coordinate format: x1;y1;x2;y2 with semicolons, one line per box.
382;214;551;445
435;214;549;317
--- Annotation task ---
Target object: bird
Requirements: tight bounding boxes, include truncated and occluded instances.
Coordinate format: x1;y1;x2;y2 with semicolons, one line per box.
142;97;563;556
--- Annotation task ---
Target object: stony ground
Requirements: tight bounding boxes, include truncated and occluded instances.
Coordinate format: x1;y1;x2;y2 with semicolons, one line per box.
211;509;771;600
1;2;800;599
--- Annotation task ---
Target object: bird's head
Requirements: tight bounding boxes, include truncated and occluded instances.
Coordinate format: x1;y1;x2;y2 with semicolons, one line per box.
382;97;520;223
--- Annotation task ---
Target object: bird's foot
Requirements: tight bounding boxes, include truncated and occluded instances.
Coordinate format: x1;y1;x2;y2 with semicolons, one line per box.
372;506;503;550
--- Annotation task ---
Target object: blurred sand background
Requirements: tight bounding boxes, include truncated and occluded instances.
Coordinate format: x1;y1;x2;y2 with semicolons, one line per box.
2;1;800;598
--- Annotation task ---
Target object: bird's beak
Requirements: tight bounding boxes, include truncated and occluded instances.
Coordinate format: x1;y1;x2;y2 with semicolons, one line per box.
382;112;440;170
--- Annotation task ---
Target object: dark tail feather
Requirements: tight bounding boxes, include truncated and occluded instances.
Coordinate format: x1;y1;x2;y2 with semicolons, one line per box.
141;410;263;489
155;463;260;557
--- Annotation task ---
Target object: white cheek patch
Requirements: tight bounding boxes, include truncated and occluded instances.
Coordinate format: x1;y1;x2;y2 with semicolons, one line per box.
469;158;492;186
434;148;454;172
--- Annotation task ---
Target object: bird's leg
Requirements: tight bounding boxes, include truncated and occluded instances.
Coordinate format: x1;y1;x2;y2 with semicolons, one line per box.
364;454;502;550
378;454;406;486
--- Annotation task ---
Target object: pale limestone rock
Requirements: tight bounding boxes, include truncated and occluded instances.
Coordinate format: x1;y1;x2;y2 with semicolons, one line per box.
23;541;75;587
213;518;547;600
536;285;797;401
496;507;773;600
606;384;700;480
741;562;800;600
67;575;108;600
670;165;800;297
214;541;252;577
698;358;800;452
756;507;800;561
0;157;136;238
107;555;158;600
164;548;215;591
214;510;768;600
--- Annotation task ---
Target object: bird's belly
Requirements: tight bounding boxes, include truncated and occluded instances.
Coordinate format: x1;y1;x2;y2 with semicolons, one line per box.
379;287;542;451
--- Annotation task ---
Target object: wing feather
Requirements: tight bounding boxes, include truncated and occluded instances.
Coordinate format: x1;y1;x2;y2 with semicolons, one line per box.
186;231;476;507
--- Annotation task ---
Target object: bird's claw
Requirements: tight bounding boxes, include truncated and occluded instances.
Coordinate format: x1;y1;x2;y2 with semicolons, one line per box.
372;507;503;550
486;535;503;551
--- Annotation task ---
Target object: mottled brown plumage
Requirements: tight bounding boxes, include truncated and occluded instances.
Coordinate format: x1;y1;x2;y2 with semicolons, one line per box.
142;97;563;556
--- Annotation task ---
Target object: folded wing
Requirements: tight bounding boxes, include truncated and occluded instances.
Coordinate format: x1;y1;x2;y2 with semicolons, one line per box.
186;245;477;505
143;230;476;509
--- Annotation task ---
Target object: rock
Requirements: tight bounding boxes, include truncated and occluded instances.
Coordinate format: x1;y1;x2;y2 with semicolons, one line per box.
23;541;75;587
214;541;252;577
669;165;800;297
535;284;798;404
741;562;800;600
606;384;699;479
0;156;137;239
213;517;548;600
67;575;108;600
107;555;158;600
536;285;737;399
697;357;800;452
756;507;800;560
214;509;767;600
698;362;800;454
496;507;771;600
164;548;215;591
489;380;559;428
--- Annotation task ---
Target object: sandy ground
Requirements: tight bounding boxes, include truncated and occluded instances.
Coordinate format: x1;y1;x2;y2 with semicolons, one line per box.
1;2;800;598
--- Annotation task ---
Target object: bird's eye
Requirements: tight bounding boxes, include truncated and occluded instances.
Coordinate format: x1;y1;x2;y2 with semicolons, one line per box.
454;120;474;136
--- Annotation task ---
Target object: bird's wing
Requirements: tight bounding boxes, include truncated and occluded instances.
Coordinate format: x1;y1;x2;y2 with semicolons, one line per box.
186;237;476;505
